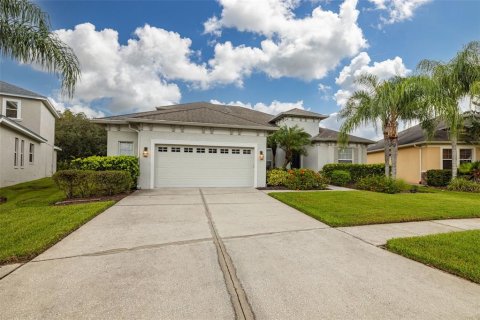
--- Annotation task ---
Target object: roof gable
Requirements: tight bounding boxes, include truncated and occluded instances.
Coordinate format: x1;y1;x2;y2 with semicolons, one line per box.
312;127;373;144
269;108;328;123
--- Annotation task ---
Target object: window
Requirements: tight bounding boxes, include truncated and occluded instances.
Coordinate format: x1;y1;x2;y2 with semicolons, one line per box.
208;148;217;154
196;148;205;153
338;148;353;163
20;140;25;167
119;141;134;155
3;99;21;119
460;149;473;164
184;147;193;153
171;147;181;152
158;146;168;152
14;138;19;166
243;149;251;155
232;149;240;154
29;143;34;163
220;148;229;154
442;149;452;170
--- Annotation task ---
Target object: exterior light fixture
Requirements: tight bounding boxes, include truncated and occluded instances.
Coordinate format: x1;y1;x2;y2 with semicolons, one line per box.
143;147;149;157
259;151;264;160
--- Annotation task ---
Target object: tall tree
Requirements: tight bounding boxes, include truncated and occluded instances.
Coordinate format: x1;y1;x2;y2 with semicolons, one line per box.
270;125;311;169
55;110;107;163
0;0;80;96
418;41;480;178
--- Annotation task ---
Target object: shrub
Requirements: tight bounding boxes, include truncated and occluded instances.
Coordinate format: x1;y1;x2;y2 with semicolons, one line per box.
322;163;384;183
284;169;329;190
329;170;351;186
70;155;139;188
426;169;452;187
458;161;480;182
267;169;289;186
447;178;480;193
356;176;410;194
53;170;132;199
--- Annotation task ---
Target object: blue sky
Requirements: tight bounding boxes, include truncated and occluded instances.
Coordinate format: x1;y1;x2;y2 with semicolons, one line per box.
1;0;479;136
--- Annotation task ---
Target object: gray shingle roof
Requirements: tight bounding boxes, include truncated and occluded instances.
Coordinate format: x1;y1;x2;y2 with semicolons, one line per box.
97;102;277;130
269;108;328;123
0;81;47;99
312;127;374;144
0;115;47;142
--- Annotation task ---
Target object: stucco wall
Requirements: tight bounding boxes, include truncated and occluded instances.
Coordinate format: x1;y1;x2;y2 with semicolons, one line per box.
275;117;320;137
107;124;268;189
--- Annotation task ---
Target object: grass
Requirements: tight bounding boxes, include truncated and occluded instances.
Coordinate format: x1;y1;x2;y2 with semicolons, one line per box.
387;231;480;284
0;178;114;264
269;190;480;227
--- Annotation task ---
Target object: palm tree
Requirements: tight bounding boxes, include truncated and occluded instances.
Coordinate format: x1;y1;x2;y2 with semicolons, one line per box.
267;133;278;168
0;0;80;96
339;74;428;178
417;41;480;178
271;125;311;169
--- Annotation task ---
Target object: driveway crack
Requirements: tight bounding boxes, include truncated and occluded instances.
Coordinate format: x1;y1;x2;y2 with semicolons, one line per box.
199;189;255;320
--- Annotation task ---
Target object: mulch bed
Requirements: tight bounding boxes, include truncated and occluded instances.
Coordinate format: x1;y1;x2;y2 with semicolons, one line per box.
257;186;289;191
54;191;132;206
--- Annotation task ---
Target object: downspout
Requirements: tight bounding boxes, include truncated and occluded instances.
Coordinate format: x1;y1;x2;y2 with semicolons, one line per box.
413;144;424;184
128;122;140;157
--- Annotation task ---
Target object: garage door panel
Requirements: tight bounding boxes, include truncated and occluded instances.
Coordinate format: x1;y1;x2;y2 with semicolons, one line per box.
155;145;255;188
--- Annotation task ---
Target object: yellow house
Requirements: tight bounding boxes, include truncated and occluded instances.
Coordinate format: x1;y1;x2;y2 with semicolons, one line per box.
367;124;480;184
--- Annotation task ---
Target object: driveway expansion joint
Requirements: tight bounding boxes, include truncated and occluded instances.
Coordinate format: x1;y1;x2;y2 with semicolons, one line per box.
199;189;255;320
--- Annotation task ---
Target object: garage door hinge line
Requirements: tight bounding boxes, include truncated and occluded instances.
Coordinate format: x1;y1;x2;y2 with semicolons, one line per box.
199;189;255;320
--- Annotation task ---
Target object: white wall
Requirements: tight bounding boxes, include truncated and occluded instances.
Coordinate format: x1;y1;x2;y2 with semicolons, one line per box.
275;117;320;137
107;124;268;189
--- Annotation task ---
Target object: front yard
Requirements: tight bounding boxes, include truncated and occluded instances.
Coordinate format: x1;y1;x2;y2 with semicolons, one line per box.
0;178;113;264
270;190;480;227
387;230;480;284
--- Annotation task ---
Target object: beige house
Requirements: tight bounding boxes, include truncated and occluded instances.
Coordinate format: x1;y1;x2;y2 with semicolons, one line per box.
0;81;60;187
367;123;480;184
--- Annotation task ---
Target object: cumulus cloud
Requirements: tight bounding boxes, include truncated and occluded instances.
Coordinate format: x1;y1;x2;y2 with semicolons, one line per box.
49;97;105;118
205;0;367;80
369;0;431;25
210;99;305;115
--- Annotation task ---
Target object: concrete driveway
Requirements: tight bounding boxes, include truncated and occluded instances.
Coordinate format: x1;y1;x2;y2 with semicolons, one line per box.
1;188;479;319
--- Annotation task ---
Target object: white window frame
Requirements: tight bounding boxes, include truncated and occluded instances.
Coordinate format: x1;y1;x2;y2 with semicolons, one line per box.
2;98;22;119
171;147;181;152
243;149;252;155
232;149;240;154
220;148;229;154
20;139;25;167
158;146;168;152
459;148;474;164
14;137;19;167
29;143;35;164
338;148;353;164
118;141;134;156
441;147;476;169
184;147;193;153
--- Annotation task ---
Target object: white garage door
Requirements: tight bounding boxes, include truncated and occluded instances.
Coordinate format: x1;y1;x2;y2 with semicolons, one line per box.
154;145;255;187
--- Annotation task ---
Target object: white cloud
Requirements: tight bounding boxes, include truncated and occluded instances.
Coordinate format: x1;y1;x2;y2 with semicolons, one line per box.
334;52;410;106
205;0;367;81
210;99;305;115
49;97;105;118
369;0;431;25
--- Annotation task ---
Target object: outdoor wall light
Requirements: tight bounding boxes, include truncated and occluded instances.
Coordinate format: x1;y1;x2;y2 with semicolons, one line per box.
143;147;149;157
259;151;264;160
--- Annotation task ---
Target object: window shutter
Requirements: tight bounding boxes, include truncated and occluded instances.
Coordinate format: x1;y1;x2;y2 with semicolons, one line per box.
333;146;338;163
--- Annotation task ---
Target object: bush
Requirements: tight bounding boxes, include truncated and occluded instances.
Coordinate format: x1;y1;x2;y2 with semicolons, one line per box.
267;169;289;186
356;176;410;194
70;156;139;188
458;161;480;182
426;169;452;187
447;178;480;193
322;163;384;183
329;170;351;186
53;170;132;199
284;169;329;190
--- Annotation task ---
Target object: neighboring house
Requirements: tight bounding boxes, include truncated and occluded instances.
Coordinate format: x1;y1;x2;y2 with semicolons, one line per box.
367;123;480;184
0;81;60;187
271;109;373;170
94;102;372;189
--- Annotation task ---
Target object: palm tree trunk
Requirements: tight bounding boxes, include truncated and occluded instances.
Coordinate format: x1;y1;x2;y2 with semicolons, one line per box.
383;133;390;177
283;150;291;169
391;137;399;179
451;137;458;179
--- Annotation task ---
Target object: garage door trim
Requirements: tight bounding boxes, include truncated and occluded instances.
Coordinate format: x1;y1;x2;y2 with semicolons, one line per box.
149;139;258;188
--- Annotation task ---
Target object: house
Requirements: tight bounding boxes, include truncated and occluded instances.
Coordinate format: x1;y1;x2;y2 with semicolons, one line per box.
0;81;60;187
367;122;480;184
94;102;372;189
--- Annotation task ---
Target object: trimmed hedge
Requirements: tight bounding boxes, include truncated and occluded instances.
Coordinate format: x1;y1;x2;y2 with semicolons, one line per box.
356;176;410;194
70;156;139;188
447;178;480;193
53;170;132;199
267;169;289;186
426;169;452;187
322;163;385;183
329;170;351;186
284;169;329;190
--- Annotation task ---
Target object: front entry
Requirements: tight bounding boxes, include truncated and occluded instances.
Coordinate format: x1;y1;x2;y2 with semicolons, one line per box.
291;152;301;169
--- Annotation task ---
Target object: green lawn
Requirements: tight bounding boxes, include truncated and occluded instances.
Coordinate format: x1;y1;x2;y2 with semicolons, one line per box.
387;231;480;284
0;178;113;264
269;190;480;227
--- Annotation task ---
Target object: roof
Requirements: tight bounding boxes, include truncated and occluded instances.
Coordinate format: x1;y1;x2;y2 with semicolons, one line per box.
94;102;277;131
0;81;59;118
0;115;47;143
313;127;374;144
269;108;328;123
367;123;450;152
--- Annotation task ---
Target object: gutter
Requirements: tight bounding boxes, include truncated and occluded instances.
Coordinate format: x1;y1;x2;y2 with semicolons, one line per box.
0;117;47;143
